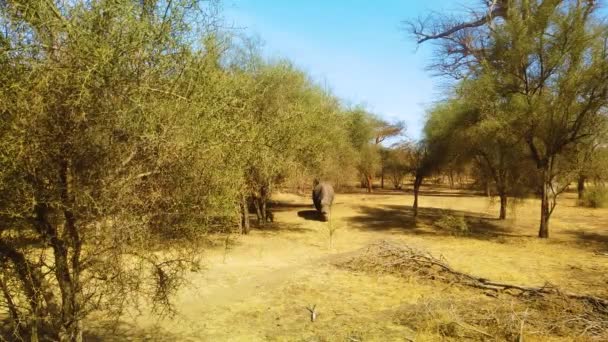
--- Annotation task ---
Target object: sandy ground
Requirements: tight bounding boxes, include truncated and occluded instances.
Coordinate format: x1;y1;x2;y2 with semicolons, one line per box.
92;186;608;341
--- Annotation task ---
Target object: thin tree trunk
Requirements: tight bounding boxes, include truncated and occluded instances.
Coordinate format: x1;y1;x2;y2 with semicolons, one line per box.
0;238;43;341
381;168;385;189
448;170;454;189
240;195;250;234
253;199;263;225
261;199;267;223
577;175;586;200
57;160;83;342
499;192;507;220
539;169;550;238
413;174;423;218
260;184;270;223
0;276;20;329
485;180;491;197
366;175;373;193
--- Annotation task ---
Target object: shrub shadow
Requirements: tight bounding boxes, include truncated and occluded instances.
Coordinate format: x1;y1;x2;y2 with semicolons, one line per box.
257;221;316;234
403;189;486;198
338;187;408;196
564;230;608;250
339;185;485;198
84;321;184;341
348;204;518;241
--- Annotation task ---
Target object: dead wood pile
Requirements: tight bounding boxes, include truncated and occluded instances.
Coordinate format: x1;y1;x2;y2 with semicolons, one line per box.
336;240;608;340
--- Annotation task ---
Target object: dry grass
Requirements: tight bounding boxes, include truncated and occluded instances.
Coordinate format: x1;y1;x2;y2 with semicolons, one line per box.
88;185;608;341
337;240;608;341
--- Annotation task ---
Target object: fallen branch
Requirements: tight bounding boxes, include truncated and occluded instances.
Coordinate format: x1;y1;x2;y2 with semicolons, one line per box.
339;240;608;310
455;321;493;338
305;304;317;322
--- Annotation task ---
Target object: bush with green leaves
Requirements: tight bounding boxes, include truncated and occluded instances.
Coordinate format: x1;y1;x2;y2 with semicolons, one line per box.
434;214;470;235
0;1;360;340
579;186;608;209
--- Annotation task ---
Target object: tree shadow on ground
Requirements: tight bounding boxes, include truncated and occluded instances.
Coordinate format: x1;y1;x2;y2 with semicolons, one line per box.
0;320;184;342
339;185;485;198
270;201;313;212
256;221;316;234
348;204;522;241
403;189;486;198
84;321;184;342
338;187;407;195
564;230;608;250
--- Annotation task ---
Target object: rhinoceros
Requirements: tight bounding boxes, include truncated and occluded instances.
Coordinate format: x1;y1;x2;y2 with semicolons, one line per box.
312;181;334;222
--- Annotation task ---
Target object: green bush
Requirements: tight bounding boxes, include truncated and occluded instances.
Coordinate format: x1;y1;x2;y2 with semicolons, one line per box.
579;186;608;208
434;214;470;235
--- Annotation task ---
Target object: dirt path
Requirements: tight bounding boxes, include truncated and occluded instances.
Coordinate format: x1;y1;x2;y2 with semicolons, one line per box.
93;189;608;341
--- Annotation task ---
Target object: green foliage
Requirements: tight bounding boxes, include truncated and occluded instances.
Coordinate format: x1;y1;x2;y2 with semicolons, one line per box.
411;0;608;236
579;186;608;209
346;107;376;149
383;144;413;189
434;214;470;236
0;1;361;339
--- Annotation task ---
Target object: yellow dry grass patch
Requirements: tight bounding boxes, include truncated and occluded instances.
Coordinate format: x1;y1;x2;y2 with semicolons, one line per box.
89;186;608;341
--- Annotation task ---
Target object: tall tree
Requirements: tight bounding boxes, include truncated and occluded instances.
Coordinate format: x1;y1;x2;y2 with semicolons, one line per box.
408;0;608;237
374;119;405;188
346;108;380;193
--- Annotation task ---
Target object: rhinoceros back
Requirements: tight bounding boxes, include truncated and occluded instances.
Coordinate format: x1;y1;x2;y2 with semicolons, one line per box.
312;182;334;212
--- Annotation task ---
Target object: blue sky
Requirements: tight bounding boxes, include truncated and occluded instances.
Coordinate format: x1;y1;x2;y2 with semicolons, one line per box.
223;0;477;139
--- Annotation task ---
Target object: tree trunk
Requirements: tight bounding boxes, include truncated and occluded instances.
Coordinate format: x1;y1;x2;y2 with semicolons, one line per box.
60;320;83;342
57;160;83;342
448;170;454;189
366;175;373;193
539;170;550;238
485;180;491;197
240;195;250;234
381;168;385;189
261;199;267;223
253;199;263;225
1;233;44;341
54;240;81;342
499;192;507;220
413;174;423;218
0;277;20;329
577;175;586;200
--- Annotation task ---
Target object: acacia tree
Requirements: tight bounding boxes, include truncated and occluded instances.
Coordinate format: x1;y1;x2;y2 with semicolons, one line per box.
0;1;251;340
411;102;467;218
409;0;608;237
345;109;403;192
444;79;536;219
375;120;405;188
235;60;356;227
383;144;411;189
346;108;378;192
410;142;434;218
0;1;369;340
